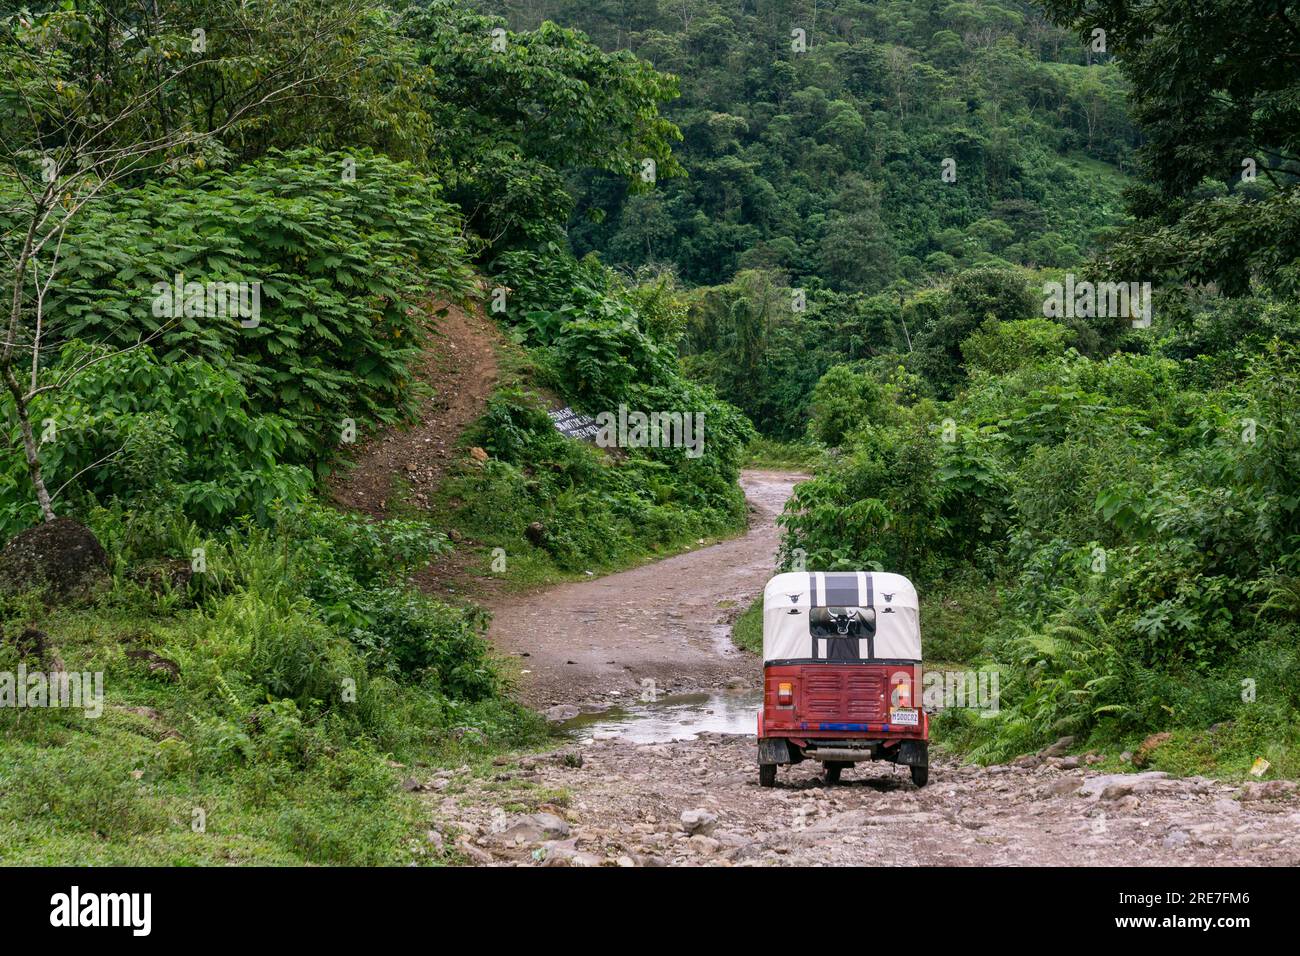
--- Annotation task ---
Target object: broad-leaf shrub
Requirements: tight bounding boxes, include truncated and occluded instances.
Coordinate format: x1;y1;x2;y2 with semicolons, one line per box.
445;247;755;570
0;344;312;538
781;336;1300;756
26;148;474;469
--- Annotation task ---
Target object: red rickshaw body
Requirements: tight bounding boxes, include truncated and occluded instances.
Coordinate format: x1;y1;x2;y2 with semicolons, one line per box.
757;662;930;741
756;571;930;786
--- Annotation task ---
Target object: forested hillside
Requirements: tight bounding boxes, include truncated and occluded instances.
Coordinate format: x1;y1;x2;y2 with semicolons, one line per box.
0;0;747;863
480;0;1134;437
488;0;1133;289
1;0;1297;869
485;0;1300;776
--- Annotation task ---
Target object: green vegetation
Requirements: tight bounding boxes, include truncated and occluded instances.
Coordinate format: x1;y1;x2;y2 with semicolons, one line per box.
479;0;1133;439
761;0;1300;779
732;598;764;655
0;0;739;862
0;503;546;864
3;0;1297;874
782;326;1300;773
429;249;752;582
0;150;476;535
744;437;828;472
494;0;1133;289
1038;0;1300;301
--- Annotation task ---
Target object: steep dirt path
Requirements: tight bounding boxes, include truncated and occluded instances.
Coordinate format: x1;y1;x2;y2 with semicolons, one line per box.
329;301;498;518
425;472;1300;867
487;470;799;708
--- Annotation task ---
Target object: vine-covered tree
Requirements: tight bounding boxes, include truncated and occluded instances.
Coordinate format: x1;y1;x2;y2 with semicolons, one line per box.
1040;0;1300;295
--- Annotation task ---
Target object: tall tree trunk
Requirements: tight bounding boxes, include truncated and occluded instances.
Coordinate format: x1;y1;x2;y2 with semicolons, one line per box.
4;366;55;522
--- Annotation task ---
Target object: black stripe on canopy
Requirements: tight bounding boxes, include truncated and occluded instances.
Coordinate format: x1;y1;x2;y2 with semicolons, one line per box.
808;573;819;658
864;572;874;659
823;572;858;608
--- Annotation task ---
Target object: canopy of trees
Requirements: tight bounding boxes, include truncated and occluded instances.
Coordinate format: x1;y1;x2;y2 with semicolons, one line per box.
484;0;1135;291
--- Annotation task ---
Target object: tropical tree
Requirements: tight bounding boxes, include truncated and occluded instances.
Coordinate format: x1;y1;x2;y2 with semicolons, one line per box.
1039;0;1300;295
0;2;351;520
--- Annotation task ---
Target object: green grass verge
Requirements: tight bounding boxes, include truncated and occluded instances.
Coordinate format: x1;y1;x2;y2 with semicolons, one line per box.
0;504;553;865
743;437;827;471
731;597;763;655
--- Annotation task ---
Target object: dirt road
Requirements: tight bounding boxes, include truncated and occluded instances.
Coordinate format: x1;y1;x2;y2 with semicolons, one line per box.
432;736;1300;866
487;470;798;708
426;471;1300;866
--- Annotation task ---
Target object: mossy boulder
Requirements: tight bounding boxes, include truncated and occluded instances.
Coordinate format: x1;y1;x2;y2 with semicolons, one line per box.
0;517;109;603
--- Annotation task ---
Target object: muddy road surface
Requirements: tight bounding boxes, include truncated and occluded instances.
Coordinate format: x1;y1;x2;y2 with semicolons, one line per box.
427;471;1300;866
487;469;798;709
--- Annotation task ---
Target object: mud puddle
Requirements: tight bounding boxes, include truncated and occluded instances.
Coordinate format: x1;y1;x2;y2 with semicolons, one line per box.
560;689;763;744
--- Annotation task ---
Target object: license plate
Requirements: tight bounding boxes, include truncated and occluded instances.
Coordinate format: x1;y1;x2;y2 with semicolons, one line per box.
890;708;919;726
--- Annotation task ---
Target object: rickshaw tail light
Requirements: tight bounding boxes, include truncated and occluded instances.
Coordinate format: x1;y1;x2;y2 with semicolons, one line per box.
777;682;794;706
893;679;912;707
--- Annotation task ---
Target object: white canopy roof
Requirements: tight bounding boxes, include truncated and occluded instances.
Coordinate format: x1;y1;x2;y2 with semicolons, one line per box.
762;571;920;663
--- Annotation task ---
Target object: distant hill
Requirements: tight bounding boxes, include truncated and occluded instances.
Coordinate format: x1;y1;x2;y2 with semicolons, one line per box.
476;0;1136;293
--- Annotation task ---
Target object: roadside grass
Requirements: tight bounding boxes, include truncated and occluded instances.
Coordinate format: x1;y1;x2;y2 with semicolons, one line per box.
0;693;433;865
498;785;573;814
0;685;551;866
1130;712;1300;781
0;512;554;865
433;514;746;597
731;597;763;655
390;458;746;600
933;667;1300;782
744;437;826;471
934;711;1300;783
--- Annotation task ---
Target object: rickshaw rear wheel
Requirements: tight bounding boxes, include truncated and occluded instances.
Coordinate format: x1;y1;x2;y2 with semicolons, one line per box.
759;763;777;787
910;765;929;787
823;761;847;784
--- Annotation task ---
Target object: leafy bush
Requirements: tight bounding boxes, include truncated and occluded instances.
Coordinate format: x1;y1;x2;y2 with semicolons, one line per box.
807;362;893;447
440;249;753;574
781;327;1300;763
913;267;1039;395
961;318;1071;376
32;148;474;469
780;415;1007;580
0;345;312;538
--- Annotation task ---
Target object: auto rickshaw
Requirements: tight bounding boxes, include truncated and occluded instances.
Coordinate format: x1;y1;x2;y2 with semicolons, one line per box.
756;571;929;787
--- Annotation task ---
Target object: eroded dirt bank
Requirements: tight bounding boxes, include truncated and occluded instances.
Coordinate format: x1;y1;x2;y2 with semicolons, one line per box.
329;301;500;518
427;470;1300;866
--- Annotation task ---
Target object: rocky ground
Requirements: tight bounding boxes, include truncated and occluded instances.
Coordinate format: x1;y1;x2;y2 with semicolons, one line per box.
422;735;1300;866
413;466;1300;867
